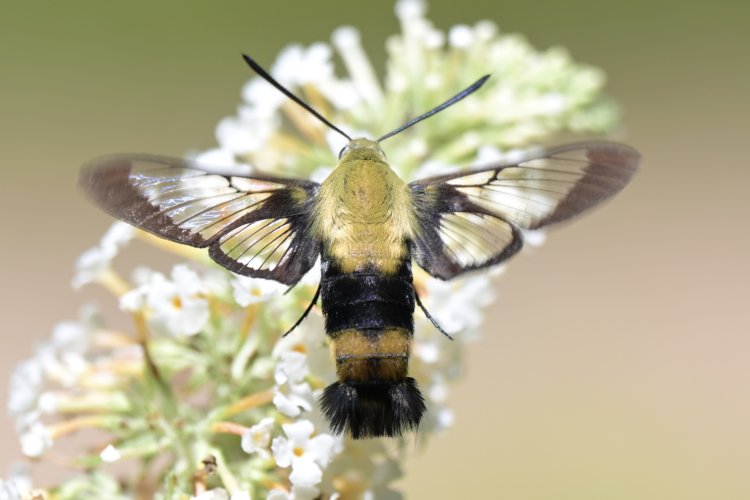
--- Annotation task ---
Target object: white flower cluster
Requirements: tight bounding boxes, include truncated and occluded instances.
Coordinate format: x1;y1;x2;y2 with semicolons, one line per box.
4;0;619;498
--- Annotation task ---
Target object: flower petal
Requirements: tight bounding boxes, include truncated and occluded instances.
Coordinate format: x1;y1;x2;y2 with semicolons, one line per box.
289;456;322;488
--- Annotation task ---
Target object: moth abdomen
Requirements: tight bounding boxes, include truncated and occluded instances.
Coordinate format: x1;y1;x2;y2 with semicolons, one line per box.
320;259;425;437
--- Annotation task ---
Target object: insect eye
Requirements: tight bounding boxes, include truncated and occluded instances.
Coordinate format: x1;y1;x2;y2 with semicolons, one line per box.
338;146;349;159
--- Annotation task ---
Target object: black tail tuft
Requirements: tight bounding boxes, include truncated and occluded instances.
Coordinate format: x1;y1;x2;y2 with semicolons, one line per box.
320;378;426;439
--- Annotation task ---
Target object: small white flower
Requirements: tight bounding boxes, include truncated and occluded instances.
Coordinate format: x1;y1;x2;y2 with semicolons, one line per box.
121;265;209;337
36;392;59;414
217;112;278;155
0;462;32;500
272;352;315;418
435;408;455;430
423;274;495;335
427;377;448;403
449;24;474;49
72;247;111;289
193;147;242;171
0;479;23;500
274;352;307;386
100;444;121;463
50;319;90;353
100;221;135;250
395;0;426;22
241;417;275;458
272;43;335;88
7;359;43;417
267;486;321;500
192;489;229;500
200;268;234;298
413;340;440;364
272;420;336;490
118;288;143;312
72;222;134;289
192;489;251;500
231;276;286;306
130;266;156;286
37;342;88;388
17;412;52;458
266;490;289;500
242;77;287;115
273;382;315;418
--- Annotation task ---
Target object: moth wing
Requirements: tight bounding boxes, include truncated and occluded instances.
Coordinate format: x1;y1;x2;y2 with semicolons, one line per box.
409;141;640;279
79;154;320;285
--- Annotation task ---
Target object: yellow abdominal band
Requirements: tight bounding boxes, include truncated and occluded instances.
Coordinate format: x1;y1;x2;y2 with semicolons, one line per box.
331;328;411;383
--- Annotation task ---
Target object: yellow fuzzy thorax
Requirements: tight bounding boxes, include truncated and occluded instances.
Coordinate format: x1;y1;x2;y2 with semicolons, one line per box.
313;139;417;274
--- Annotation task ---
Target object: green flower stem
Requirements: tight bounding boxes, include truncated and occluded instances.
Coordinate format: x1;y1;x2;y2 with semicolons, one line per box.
47;415;124;439
210;388;274;421
208;447;241;495
50;391;131;414
281;102;326;144
98;268;132;297
239;304;260;340
131;312;178;415
210;421;249;436
132;311;197;470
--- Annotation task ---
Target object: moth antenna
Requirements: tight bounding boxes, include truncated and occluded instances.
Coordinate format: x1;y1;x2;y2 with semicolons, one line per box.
282;284;321;337
242;54;352;141
414;290;454;341
377;74;490;143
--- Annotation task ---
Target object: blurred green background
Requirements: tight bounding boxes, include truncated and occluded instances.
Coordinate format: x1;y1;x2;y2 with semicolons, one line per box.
1;1;748;498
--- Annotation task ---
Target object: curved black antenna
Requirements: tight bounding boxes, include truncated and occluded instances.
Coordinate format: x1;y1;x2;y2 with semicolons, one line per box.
377;74;491;143
242;54;352;141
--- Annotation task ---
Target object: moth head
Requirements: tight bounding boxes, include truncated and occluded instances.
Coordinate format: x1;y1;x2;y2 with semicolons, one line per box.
338;138;387;163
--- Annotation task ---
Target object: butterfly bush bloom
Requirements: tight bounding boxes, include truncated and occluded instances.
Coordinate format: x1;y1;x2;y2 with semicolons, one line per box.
241;417;275;458
4;0;622;497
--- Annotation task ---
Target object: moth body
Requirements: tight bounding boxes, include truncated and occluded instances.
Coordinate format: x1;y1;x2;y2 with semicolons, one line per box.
313;138;425;438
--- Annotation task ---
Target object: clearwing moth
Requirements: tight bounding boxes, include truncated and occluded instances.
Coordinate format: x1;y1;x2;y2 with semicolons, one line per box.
79;55;640;439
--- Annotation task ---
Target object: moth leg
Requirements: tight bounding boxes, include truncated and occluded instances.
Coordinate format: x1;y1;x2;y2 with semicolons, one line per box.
413;289;454;341
282;283;321;337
